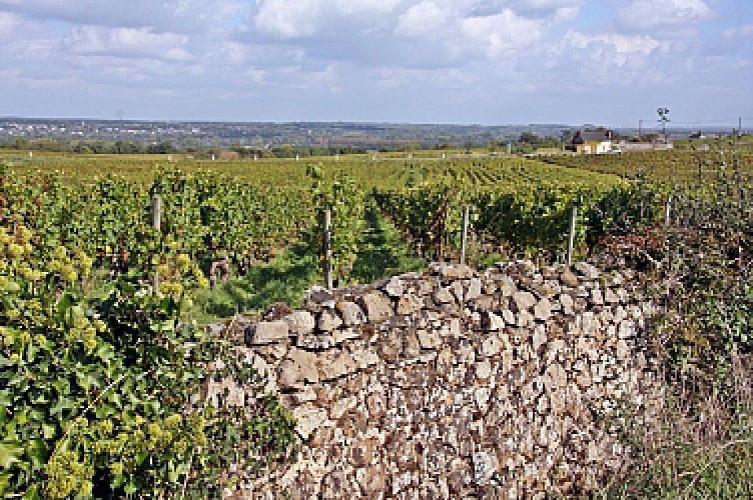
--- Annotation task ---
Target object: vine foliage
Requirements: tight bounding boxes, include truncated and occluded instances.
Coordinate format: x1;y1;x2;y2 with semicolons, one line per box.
0;224;298;497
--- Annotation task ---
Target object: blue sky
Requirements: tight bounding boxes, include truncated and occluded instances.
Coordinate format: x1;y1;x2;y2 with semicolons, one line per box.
0;0;750;129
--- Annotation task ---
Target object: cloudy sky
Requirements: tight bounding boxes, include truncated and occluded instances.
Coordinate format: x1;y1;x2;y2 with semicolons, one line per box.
0;0;751;127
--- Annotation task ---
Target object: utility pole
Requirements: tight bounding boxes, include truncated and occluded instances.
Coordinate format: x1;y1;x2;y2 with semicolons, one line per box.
657;108;670;142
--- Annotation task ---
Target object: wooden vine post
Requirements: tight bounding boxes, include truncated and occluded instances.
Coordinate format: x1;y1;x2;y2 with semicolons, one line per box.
566;203;577;267
323;208;333;289
460;205;470;265
152;194;161;293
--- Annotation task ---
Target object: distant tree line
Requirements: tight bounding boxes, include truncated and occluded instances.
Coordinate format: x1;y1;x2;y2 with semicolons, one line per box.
0;137;177;155
3;132;589;157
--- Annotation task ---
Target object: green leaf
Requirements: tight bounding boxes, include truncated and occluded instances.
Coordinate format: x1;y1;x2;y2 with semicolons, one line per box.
0;472;11;494
25;439;47;469
124;480;138;495
111;474;125;488
0;441;24;469
0;355;12;368
50;396;74;417
42;423;56;440
25;342;38;363
22;484;41;500
0;390;11;408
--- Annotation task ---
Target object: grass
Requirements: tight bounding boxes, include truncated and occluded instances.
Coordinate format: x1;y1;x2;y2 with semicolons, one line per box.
350;200;426;284
191;246;319;322
190;201;426;323
600;356;753;499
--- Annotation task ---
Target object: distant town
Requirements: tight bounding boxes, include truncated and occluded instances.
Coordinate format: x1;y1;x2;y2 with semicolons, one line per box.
0;117;745;157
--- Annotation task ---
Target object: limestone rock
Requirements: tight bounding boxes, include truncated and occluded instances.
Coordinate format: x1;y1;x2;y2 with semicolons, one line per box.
475;360;492;380
473;451;500;484
466;278;483;301
512;291;537;312
349;346;380;368
336;300;366;326
247;320;289;345
296;333;336;350
293;404;328;440
560;269;579;288
590;288;605;306
278;347;320;387
497;275;517;296
481;334;503;357
502;309;516;325
318;351;358;381
534;298;553;321
318;309;343;332
285;311;316;336
532;325;547;352
481;311;506;331
418;329;443;350
358;291;394;323
574;262;600;280
381;276;405;297
397;294;424;315
618;320;636;339
430;262;474;279
433;287;455;304
333;328;362;343
560;293;575;315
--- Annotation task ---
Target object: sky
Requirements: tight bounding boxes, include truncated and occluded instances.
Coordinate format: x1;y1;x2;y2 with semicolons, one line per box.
0;0;751;128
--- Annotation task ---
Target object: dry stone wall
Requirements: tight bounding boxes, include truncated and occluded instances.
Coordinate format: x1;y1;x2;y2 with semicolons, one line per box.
216;261;664;499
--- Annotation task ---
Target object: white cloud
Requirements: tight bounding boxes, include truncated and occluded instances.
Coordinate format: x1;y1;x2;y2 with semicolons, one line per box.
394;1;451;39
0;11;19;41
461;9;543;56
0;0;246;34
252;0;322;38
724;24;753;40
563;32;660;56
252;0;403;39
375;66;475;89
553;6;579;23
546;31;666;85
618;0;712;31
66;26;193;61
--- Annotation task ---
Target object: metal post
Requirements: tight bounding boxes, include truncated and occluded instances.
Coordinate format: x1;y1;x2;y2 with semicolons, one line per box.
323;209;333;289
460;205;470;265
665;195;672;226
566;204;577;266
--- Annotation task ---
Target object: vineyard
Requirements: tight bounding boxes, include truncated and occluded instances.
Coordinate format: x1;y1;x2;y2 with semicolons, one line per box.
2;146;752;496
545;149;753;185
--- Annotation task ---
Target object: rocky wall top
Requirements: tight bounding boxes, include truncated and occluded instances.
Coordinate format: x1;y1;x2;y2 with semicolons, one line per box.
214;260;664;499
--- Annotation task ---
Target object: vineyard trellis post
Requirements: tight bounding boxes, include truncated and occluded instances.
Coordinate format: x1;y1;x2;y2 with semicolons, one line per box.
323;208;333;289
152;194;162;232
566;203;577;266
460;205;470;265
152;194;162;293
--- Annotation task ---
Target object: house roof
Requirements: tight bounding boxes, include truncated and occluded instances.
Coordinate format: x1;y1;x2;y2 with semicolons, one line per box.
581;130;612;142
